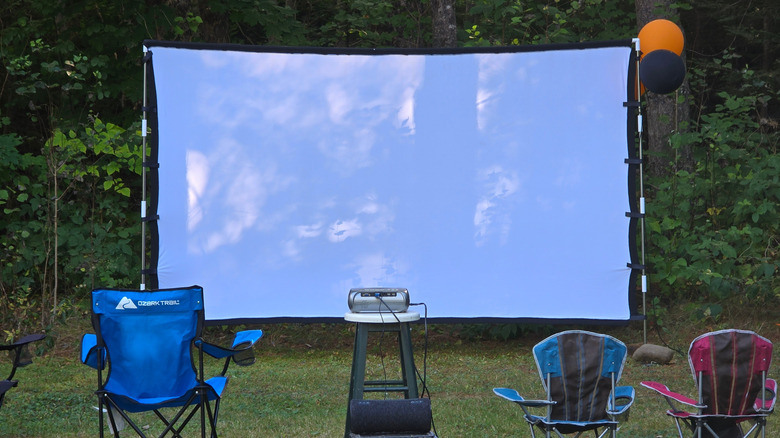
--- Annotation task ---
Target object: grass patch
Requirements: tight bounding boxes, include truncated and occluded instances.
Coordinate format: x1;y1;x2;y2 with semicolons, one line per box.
0;302;778;437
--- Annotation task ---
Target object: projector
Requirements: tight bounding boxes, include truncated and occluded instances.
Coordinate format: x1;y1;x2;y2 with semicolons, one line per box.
348;288;410;313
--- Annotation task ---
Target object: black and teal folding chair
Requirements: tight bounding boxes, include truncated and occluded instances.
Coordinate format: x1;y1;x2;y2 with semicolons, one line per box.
80;285;263;437
494;330;634;437
0;333;45;409
641;329;776;438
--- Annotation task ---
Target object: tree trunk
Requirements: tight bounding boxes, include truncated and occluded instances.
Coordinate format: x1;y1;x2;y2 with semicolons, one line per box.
431;0;457;48
635;0;692;178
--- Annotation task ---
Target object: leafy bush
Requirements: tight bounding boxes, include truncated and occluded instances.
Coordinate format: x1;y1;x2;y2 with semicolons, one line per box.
646;63;779;305
1;116;141;335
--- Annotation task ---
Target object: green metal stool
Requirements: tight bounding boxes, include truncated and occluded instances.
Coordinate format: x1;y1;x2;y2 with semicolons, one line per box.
344;311;420;438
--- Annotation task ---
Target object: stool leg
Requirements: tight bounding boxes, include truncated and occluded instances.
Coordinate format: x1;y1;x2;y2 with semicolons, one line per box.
345;324;369;438
398;322;419;399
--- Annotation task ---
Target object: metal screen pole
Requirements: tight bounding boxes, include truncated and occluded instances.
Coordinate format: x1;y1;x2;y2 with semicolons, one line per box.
634;38;648;345
140;45;149;291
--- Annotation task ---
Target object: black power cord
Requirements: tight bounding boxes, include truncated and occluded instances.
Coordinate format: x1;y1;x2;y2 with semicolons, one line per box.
373;294;439;437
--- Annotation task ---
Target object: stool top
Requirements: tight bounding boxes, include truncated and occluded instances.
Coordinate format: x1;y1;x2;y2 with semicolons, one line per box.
344;311;420;323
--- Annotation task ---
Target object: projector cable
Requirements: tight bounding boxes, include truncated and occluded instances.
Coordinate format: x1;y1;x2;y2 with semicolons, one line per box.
373;297;431;393
409;301;438;437
374;294;401;400
374;294;438;437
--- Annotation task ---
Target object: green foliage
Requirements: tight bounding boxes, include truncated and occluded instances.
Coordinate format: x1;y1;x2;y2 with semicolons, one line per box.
4;36;112;131
686;302;723;323
45;118;141;290
0;114;140;333
646;62;779;305
459;323;551;341
0;0;169;331
1;0;778;332
207;0;308;45
646;296;668;331
0;113;48;336
462;0;636;46
316;0;431;48
173;12;204;38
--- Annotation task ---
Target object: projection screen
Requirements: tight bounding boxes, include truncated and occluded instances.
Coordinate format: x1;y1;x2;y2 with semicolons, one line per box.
143;40;641;323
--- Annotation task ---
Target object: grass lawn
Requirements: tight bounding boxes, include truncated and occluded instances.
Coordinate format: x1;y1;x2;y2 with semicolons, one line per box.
0;302;778;437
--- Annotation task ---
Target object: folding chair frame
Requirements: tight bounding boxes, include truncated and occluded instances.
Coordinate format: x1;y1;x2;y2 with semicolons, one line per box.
94;340;221;438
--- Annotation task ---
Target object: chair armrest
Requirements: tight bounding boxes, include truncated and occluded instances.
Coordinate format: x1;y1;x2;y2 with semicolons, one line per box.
11;334;45;348
755;378;777;413
493;387;555;407
1;333;45;368
0;380;17;396
232;330;264;349
196;329;263;365
640;381;705;409
1;333;45;382
80;334;105;370
607;385;635;415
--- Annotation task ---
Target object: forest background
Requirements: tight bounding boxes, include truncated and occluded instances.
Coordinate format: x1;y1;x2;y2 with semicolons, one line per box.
1;0;778;341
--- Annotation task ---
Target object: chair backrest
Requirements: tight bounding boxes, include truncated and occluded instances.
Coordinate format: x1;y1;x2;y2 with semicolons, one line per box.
533;330;627;422
688;329;773;416
92;286;204;400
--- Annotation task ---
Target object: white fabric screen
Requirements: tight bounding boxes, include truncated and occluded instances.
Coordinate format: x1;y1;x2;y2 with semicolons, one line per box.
146;41;637;322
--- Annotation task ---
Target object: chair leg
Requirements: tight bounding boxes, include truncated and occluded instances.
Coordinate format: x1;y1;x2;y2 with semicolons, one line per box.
105;399;146;438
745;418;766;438
157;392;199;437
100;396;130;438
672;418;685;438
167;406;197;436
105;406;128;437
702;422;722;438
97;393;105;438
209;398;221;438
203;393;217;438
201;389;207;438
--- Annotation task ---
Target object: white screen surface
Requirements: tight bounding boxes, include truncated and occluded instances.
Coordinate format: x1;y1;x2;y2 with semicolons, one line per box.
147;42;637;322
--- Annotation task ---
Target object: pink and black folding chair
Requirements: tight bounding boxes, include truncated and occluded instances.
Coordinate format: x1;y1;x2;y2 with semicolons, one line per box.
641;329;776;438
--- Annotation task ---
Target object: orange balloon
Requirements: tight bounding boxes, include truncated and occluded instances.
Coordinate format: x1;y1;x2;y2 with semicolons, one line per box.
638;19;684;59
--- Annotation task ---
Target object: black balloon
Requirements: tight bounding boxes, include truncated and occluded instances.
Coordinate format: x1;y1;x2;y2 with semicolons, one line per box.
639;49;686;94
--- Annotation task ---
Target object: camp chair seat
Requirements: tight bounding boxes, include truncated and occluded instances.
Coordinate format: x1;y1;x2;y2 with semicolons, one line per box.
102;376;226;413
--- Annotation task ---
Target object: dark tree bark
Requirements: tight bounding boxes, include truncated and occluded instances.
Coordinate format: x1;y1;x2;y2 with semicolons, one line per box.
431;0;457;48
636;0;693;178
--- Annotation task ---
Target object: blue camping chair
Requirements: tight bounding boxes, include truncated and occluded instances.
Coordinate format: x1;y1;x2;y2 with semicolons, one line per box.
80;286;263;438
0;333;45;409
494;330;635;438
